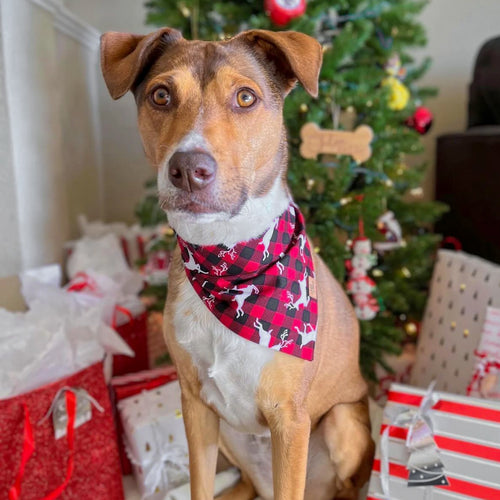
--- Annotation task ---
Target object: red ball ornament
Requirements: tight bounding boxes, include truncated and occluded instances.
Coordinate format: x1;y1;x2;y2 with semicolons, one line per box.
264;0;306;26
406;106;433;135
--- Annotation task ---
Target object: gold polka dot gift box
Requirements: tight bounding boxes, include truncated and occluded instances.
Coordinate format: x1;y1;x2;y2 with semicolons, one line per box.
117;380;189;498
410;250;500;395
367;382;500;500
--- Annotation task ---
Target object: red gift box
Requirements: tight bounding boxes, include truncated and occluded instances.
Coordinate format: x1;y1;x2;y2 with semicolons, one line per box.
0;362;124;500
112;310;150;376
110;366;178;475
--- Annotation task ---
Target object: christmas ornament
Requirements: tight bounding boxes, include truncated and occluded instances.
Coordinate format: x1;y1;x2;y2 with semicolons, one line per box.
374;211;403;252
300;123;374;163
345;216;381;321
382;76;410;111
264;0;306;26
406;106;434;135
384;53;406;79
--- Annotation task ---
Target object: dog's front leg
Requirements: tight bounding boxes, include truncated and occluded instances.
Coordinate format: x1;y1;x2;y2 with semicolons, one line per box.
181;390;220;500
266;405;311;500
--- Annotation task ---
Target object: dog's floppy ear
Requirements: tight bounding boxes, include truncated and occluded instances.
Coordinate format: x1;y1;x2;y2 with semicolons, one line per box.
100;28;183;99
235;30;322;97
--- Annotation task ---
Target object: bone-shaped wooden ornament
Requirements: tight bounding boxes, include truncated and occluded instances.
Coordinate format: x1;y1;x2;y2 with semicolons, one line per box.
300;122;374;163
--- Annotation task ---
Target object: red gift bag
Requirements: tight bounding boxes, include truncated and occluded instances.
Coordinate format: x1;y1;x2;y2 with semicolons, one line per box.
112;310;149;376
0;362;124;500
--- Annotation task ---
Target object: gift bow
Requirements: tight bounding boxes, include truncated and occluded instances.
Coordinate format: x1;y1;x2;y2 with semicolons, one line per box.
379;381;438;499
126;440;189;499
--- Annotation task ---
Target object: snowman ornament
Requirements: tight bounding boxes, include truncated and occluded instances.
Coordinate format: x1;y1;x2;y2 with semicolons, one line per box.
346;237;380;321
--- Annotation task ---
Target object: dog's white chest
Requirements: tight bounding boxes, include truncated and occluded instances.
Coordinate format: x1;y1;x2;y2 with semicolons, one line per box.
172;275;274;435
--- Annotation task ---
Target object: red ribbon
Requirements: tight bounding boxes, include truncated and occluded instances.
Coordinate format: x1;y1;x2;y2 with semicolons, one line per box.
112;305;134;329
8;404;35;500
9;391;78;500
42;391;77;500
66;272;98;293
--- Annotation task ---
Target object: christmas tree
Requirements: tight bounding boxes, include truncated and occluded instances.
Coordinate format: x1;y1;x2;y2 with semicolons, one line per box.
139;0;447;380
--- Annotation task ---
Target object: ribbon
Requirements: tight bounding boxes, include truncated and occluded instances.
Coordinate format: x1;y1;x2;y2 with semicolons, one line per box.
467;350;500;396
379;381;439;499
8;404;35;500
42;391;77;500
9;391;78;500
112;305;134;329
125;439;189;499
38;386;104;427
66;272;98;293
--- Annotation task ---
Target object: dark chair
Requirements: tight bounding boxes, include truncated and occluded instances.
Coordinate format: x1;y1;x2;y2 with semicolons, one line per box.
435;36;500;264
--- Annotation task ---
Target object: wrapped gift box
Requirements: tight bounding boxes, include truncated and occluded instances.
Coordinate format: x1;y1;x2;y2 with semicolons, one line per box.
368;383;500;499
0;362;124;500
117;379;189;498
411;250;500;394
110;366;178;474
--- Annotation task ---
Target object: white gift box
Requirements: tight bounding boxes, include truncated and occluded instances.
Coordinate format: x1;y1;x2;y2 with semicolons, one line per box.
118;381;189;498
368;383;500;500
411;250;500;394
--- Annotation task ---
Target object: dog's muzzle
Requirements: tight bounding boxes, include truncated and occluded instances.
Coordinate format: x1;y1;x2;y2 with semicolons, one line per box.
168;151;217;192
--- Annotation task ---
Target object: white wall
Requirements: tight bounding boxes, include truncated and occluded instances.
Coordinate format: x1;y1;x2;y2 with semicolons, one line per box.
0;6;22;274
64;0;154;224
416;0;500;198
0;0;102;276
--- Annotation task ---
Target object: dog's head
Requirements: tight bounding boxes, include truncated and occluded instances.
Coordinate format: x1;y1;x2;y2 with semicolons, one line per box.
101;28;321;227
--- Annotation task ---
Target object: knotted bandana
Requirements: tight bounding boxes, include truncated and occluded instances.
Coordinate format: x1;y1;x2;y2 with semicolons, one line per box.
177;204;318;361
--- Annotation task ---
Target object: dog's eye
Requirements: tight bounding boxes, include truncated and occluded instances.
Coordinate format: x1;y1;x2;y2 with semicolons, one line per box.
236;89;257;108
151;86;171;107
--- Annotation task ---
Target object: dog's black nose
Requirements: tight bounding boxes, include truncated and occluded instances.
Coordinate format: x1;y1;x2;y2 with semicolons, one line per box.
168;152;217;192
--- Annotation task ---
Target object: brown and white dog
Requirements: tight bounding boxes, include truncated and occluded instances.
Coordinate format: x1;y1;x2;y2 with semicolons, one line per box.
101;28;374;500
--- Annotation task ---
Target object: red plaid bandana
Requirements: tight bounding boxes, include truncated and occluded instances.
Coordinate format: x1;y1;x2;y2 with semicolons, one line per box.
177;204;318;361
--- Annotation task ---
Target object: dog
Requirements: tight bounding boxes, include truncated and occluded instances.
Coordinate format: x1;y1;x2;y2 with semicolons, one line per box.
101;27;374;500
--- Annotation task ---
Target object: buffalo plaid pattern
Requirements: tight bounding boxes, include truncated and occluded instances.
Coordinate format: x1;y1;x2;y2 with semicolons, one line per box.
177;204;318;361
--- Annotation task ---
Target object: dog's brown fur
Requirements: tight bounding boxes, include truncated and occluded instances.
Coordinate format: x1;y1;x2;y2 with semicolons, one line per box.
101;27;374;500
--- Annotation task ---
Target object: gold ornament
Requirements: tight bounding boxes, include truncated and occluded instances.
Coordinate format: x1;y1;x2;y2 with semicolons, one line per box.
299;103;308;113
382;76;410;111
340;196;352;206
463;329;470;337
384;179;394;187
405;322;418;335
410;187;424;198
372;269;384;278
179;3;191;17
400;267;411;278
460;283;466;291
314;246;321;254
306;178;315;190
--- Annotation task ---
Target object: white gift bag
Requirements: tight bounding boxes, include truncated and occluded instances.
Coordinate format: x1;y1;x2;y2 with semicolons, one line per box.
0;265;133;399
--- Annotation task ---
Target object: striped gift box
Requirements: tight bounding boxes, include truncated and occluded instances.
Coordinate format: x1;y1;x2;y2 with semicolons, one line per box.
368;383;500;500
